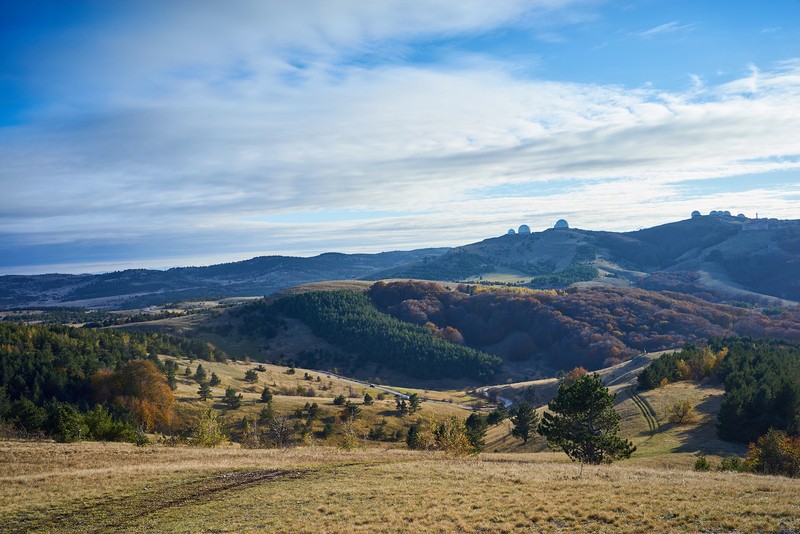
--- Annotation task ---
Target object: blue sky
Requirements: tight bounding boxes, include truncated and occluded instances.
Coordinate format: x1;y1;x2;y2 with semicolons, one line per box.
1;0;799;274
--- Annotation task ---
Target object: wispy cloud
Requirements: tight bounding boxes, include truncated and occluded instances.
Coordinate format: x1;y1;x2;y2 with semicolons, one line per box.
1;2;799;274
636;21;696;39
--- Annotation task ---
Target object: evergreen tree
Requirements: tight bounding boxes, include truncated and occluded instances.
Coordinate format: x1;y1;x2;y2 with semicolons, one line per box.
244;369;259;383
222;387;243;410
465;412;489;452
163;360;178;391
363;392;374;405
258;403;275;425
194;364;207;382
198;381;213;401
47;401;88;443
406;422;426;450
538;374;635;467
260;386;273;403
487;405;508;426
408;393;422;414
511;403;538;444
209;372;221;386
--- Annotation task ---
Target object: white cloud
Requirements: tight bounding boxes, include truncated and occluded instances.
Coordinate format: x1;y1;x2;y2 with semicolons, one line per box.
1;2;800;273
636;21;696;39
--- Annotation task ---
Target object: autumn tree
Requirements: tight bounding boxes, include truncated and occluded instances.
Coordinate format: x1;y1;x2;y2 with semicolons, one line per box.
434;416;472;455
92;359;175;432
538;374;635;469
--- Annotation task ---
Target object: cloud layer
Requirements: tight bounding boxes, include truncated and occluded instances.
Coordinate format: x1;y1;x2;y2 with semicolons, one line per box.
1;1;799;273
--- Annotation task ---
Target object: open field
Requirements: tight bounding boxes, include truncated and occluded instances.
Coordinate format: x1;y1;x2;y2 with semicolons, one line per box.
165;357;480;439
2;440;799;533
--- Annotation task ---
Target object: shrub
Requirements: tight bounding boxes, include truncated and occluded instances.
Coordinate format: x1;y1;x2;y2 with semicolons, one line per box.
190;409;226;447
746;428;800;478
694;455;711;471
667;400;698;425
718;456;747;472
434;416;472;455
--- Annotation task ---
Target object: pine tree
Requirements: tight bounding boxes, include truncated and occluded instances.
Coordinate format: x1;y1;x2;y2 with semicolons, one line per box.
198;381;212;401
260;386;273;403
194;364;207;383
209;372;221;386
244;369;259;383
538;373;636;468
222;387;243;410
465;412;489;452
511;402;538;444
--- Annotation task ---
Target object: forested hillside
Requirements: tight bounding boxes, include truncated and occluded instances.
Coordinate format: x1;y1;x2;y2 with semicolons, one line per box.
0;323;223;440
367;281;800;372
269;291;501;380
638;337;800;443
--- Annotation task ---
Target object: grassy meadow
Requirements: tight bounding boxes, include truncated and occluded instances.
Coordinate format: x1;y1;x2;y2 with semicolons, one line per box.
2;441;799;533
2;356;796;532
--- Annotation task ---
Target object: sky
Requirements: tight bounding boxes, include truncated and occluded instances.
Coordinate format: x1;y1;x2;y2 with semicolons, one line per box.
1;0;799;274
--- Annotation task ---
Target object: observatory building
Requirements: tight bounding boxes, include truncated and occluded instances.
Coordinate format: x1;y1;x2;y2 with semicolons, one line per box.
507;228;516;235
691;210;701;218
554;219;569;230
518;224;531;235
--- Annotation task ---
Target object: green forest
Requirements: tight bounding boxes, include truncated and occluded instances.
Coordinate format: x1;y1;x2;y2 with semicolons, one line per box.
0;323;224;440
270;290;502;380
638;337;800;443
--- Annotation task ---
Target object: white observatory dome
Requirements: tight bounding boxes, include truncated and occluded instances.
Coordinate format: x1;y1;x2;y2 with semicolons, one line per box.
554;219;569;229
518;224;531;234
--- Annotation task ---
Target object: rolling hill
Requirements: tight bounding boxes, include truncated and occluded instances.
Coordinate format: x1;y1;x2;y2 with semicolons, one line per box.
2;214;798;310
0;249;447;309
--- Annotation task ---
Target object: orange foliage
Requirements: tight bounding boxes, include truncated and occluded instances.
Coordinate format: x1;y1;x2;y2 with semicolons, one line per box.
563;366;588;386
92;360;174;431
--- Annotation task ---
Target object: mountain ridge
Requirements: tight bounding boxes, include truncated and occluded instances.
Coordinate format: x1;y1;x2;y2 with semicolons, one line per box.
2;214;798;309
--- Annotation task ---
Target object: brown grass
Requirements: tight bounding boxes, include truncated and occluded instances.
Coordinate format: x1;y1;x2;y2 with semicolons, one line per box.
2;441;798;533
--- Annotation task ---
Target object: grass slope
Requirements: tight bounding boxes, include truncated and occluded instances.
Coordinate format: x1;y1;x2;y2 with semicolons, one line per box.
2;442;799;533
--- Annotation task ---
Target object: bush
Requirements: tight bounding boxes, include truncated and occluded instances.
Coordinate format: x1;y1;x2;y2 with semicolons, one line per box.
746;428;800;478
718;456;747;472
190;409;226;447
434;416;472;456
694;455;711;471
667;400;698;425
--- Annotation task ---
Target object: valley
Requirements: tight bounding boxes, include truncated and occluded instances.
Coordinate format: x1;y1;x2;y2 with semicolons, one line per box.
2;217;799;532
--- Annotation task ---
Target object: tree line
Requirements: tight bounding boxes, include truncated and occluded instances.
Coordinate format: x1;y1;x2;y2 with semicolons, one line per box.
270;290;502;380
366;281;800;372
0;323;223;441
638;336;800;443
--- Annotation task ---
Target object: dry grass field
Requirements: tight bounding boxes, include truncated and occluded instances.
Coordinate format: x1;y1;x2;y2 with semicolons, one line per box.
3;351;792;532
2;440;799;533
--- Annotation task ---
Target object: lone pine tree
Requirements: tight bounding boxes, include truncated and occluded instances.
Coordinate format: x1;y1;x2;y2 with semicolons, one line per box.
538;373;635;468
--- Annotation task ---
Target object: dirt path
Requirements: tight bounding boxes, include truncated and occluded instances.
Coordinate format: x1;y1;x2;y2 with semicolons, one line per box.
628;388;659;434
2;469;303;534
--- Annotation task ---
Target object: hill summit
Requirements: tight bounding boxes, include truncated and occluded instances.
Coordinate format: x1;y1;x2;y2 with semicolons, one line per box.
1;214;798;309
